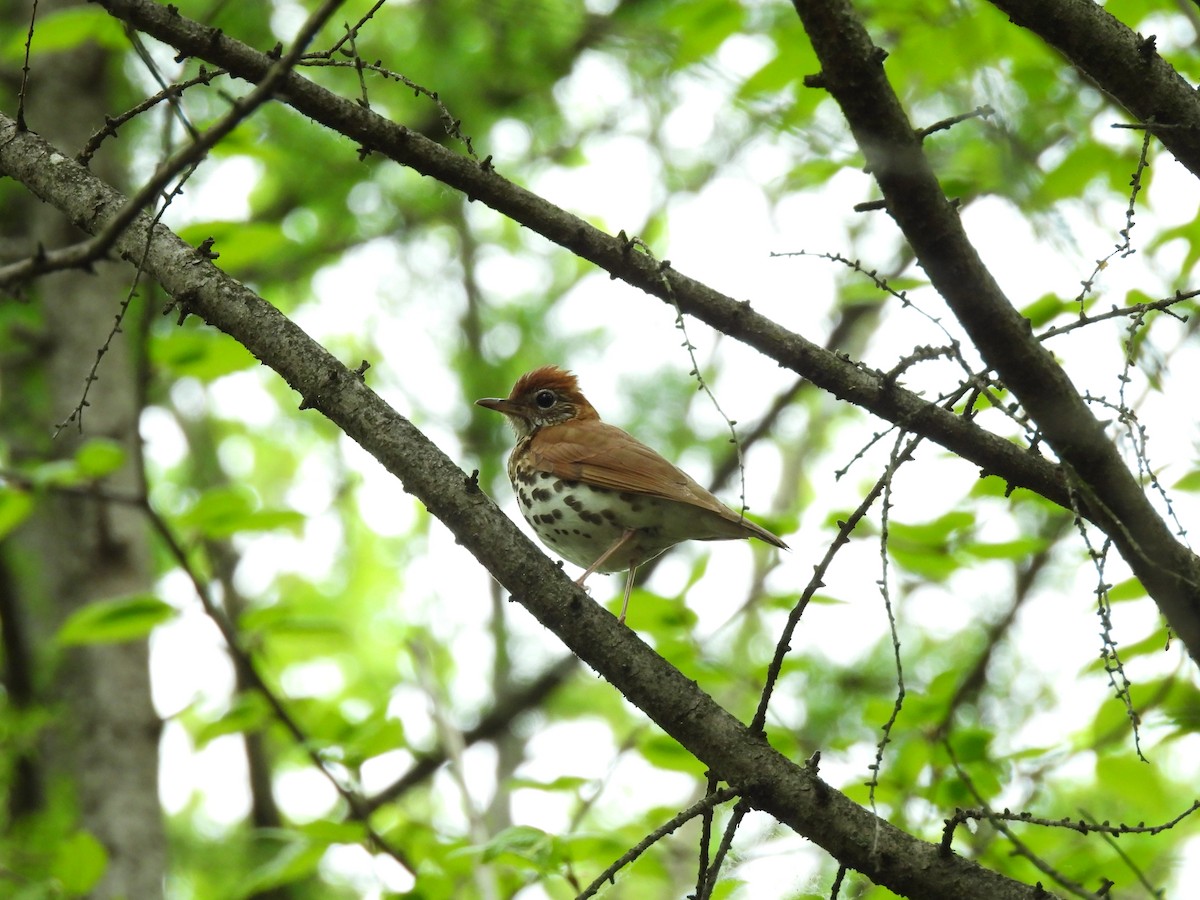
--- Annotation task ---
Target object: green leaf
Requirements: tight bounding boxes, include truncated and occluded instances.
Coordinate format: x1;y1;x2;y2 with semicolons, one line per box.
949;727;993;763
193;693;271;747
24;458;85;488
176;486;304;538
639;733;704;775
240;831;326;897
454;825;568;875
507;775;589;793
661;1;746;70
738;52;798;98
1021;292;1068;328
175;221;294;275
961;536;1050;559
152;328;258;382
766;592;845;610
1106;577;1146;603
19;439;127;489
1094;753;1169;809
346;714;409;761
707;880;743;900
74;439;126;478
238;604;351;651
1172;470;1200;492
483;824;553;858
1082;629;1168;665
889;546;958;580
0;487;34;540
53;830;108;893
2;7;126;61
889;510;974;543
1147;211;1200;273
807;592;847;605
57;594;175;646
295;820;368;845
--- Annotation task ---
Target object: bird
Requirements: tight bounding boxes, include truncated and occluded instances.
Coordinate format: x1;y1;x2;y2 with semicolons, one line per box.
476;365;788;623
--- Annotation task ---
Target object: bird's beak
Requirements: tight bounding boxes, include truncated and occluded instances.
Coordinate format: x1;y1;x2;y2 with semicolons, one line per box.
475;397;509;413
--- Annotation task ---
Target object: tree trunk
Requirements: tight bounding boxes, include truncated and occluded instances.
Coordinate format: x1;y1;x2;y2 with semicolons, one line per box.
0;4;165;894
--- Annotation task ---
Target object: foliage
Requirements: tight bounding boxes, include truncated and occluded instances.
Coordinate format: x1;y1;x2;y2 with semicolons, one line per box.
1;0;1199;898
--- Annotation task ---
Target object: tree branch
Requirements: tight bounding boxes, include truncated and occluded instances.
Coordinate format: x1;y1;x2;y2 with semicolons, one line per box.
790;0;1200;665
0;114;1055;900
0;0;346;288
986;0;1200;180
87;0;1088;540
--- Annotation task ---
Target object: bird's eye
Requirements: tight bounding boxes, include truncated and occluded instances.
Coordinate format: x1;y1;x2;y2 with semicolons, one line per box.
535;390;556;409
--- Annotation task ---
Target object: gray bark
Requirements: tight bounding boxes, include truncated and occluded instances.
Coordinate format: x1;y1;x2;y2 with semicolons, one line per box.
0;4;165;894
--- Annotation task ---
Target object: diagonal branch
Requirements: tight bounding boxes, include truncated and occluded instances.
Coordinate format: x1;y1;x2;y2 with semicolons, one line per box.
986;0;1200;181
99;0;1200;665
790;0;1200;665
0;0;347;288
84;1;1074;530
0;115;1055;900
21;0;1200;663
85;2;1071;485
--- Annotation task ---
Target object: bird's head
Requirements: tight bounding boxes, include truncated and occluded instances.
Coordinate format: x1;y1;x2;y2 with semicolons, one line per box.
476;365;599;439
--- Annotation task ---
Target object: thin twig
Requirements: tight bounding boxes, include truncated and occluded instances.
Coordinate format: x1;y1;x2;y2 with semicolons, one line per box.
140;500;413;869
0;472;414;867
16;0;39;131
621;232;750;518
916;104;995;140
78;67;223;164
695;799;750;900
0;0;347;289
941;744;1096;899
750;429;926;734
1037;292;1194;340
866;431;908;840
575;787;740;899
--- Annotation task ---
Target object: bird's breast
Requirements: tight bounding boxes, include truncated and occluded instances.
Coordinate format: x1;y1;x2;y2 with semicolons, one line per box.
504;468;686;566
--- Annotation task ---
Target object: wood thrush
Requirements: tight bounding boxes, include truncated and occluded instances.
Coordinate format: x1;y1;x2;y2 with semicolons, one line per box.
477;366;788;623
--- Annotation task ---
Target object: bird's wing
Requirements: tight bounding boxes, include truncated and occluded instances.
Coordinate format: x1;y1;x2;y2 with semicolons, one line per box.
527;421;788;548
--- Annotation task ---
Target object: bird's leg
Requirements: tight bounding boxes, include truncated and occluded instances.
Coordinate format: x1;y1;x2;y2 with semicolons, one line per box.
575;528;637;587
617;564;638;625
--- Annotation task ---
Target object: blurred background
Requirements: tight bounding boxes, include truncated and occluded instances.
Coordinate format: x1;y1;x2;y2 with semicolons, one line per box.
1;0;1199;897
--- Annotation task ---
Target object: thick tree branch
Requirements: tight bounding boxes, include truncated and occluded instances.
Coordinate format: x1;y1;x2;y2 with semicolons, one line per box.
86;2;1073;521
97;0;1200;664
790;0;1200;665
987;0;1200;180
0;0;345;286
0;115;1054;900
